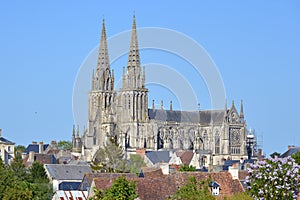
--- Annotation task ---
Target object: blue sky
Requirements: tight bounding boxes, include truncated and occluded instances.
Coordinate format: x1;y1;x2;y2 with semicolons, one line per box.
0;1;299;156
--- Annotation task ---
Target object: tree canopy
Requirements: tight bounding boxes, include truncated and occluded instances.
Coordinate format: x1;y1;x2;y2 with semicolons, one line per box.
0;157;52;200
179;164;196;172
171;176;214;200
90;176;138;200
92;136;128;173
291;151;300;165
57;140;72;150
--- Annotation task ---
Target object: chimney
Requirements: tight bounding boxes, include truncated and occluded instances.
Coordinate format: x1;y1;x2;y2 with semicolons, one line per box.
136;148;146;158
288;145;291;150
258;148;262;161
161;100;164;110
39;141;44;154
28;151;35;163
32;141;37;145
152;100;155;109
0;129;2;137
170;101;173;111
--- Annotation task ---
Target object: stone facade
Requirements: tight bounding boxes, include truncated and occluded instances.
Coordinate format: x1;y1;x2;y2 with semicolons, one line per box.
72;17;249;166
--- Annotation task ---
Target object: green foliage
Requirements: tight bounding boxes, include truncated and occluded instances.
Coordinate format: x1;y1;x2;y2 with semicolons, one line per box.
179;164;196;172
291;151;300;165
223;192;252;200
0;156;52;200
9;153;29;181
57;140;72;150
15;145;26;154
92;136;128;173
128;154;146;174
29;162;49;183
172;176;215;200
90;176;138;200
270;151;281;158
3;181;33;200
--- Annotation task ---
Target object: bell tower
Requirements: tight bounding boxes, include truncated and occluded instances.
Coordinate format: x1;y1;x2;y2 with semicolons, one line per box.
119;16;148;123
86;19;116;149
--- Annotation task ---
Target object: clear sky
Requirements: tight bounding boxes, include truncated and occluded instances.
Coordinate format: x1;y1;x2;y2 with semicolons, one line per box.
0;1;299;156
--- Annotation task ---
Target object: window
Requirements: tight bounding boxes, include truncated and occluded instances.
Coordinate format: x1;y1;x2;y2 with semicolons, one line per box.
215;131;220;154
8;146;11;152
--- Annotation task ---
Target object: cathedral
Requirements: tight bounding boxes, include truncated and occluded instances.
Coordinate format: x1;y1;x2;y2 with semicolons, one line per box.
72;17;250;166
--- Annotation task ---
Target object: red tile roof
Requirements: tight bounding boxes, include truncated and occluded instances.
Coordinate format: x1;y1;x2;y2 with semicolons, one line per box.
91;172;244;200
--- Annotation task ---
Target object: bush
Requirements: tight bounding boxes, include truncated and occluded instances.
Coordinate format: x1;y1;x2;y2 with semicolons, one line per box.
246;156;300;199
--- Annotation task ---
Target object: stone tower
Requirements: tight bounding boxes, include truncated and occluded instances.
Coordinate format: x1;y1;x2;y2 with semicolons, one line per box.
85;19;116;151
117;16;149;148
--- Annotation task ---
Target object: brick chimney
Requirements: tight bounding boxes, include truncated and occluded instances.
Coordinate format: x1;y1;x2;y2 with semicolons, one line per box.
136;148;146;158
288;145;291;150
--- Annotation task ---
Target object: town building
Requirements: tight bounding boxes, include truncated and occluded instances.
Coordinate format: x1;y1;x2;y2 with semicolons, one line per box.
0;129;15;164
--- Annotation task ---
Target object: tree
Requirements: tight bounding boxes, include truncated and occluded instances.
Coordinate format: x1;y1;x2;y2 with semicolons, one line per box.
15;145;26;154
29;162;49;183
2;181;33;200
270;151;281;158
128;154;146;174
246;156;300;199
57;140;72;150
9;153;29;181
291;151;300;165
179;164;196;172
223;192;252;200
0;156;52;200
90;176;138;200
92;136;128;173
172;176;215;200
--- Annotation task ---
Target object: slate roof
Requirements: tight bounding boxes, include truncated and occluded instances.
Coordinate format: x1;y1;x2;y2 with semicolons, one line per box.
145;151;170;164
148;109;225;124
223;159;255;171
281;146;300;158
0;136;15;145
45;164;92;180
25;144;49;154
209;181;220;187
59;182;81;190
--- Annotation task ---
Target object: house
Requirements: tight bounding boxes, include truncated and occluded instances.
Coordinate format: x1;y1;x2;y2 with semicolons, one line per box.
44;164;92;191
52;190;88;200
23;152;57;166
0;129;15;164
87;172;244;200
144;150;171;167
281;145;300;157
25;141;49;154
23;141;58;166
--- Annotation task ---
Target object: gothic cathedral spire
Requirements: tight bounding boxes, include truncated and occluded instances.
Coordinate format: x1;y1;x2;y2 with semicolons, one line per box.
127;15;140;69
94;19;114;91
122;15;145;89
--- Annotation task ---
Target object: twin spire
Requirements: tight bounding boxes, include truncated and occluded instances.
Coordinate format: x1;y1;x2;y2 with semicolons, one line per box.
93;16;143;91
127;15;141;69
